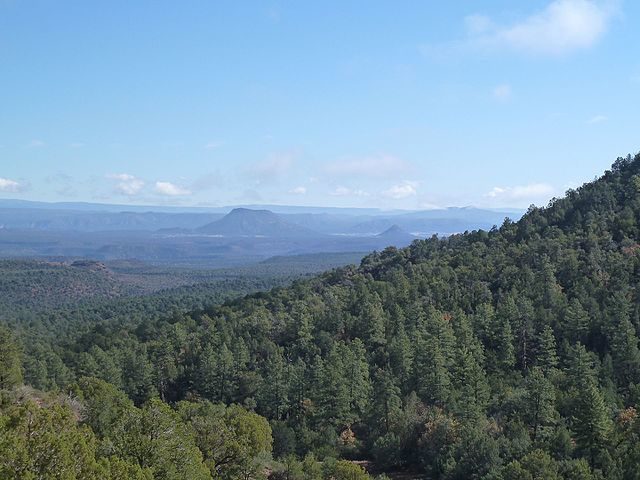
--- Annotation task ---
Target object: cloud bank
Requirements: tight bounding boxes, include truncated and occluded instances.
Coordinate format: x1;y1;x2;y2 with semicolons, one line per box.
0;177;26;193
155;181;191;196
486;183;555;202
474;0;615;55
107;173;145;196
425;0;617;57
382;181;419;199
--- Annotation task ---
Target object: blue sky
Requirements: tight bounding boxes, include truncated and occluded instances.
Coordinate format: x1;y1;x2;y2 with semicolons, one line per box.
1;0;638;209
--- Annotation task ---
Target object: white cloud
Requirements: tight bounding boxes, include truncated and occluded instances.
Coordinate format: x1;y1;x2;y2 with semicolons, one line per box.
204;141;223;150
493;84;513;101
289;186;307;195
107;173;145;196
461;0;616;56
28;139;45;148
0;177;25;193
486;183;555;201
70;142;85;148
330;186;369;197
587;114;607;124
154;181;191;196
324;154;409;178
382;181;419;199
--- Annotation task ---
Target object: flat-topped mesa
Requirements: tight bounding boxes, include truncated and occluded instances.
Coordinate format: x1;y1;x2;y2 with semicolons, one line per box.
197;208;319;238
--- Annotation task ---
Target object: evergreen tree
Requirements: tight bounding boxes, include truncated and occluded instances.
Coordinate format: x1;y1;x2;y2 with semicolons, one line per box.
573;381;613;467
491;304;516;372
122;345;156;405
414;331;451;406
387;321;413;390
566;345;613;467
0;326;22;389
564;298;590;344
515;298;535;372
535;325;559;374
258;349;290;420
344;339;372;421
369;368;402;437
609;317;640;388
523;367;556;442
315;344;350;428
451;343;489;422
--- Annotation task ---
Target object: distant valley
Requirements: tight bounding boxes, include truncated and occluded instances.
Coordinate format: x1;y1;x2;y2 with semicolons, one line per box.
0;199;522;267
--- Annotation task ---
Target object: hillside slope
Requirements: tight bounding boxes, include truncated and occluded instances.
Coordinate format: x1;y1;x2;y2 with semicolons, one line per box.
8;154;640;479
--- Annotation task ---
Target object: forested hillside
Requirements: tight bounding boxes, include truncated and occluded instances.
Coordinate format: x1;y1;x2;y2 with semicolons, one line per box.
2;154;640;479
0;253;365;314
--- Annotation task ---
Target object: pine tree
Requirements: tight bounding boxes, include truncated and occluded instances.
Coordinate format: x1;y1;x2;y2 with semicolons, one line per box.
494;309;516;371
523;367;556;442
566;344;613;467
609;317;640;388
388;322;413;391
564;298;590;344
215;343;236;402
0;327;22;390
535;325;559;374
344;339;372;421
258;349;290;420
424;306;456;368
452;343;489;422
495;296;520;369
363;294;387;355
516;297;535;372
566;343;597;389
195;341;237;403
88;345;122;388
573;381;613;467
294;314;316;361
414;331;451;406
369;368;402;436
151;340;178;402
315;344;350;428
122;345;156;405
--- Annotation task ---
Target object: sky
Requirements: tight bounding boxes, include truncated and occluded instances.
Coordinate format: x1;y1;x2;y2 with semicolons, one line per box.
1;0;638;210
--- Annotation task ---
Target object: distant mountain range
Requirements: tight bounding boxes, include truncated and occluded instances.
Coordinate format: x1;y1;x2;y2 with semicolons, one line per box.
0;200;524;266
0;199;523;235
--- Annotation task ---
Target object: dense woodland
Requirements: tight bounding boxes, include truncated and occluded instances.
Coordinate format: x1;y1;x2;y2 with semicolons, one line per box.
0;252;364;313
2;155;640;479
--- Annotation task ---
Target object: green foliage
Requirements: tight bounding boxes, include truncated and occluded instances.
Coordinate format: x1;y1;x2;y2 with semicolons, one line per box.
0;325;22;389
4;154;640;477
178;400;272;480
74;376;134;439
522;368;557;442
111;398;211;479
331;460;371;480
0;396;104;479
